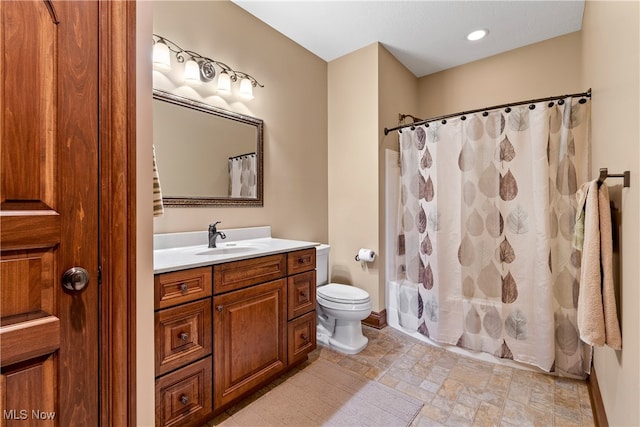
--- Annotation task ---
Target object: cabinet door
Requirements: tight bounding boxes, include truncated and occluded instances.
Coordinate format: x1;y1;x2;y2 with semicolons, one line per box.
213;279;287;409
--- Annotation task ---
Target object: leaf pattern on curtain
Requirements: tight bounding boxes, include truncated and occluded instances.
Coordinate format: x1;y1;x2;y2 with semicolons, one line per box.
486;113;506;138
479;163;500;198
467;115;484;140
505;309;528;340
396;97;590;377
465;305;482;334
496;237;516;264
462;276;475;299
501;272;518;304
463;181;476;206
499;136;516;163
506;205;530;234
499;170;519;201
459;143;476;171
483;306;503;339
508;107;530;131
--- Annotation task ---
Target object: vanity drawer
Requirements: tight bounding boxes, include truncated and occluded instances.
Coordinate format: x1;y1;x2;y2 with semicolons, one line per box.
287;248;316;275
288;311;316;365
155;300;212;376
287;270;316;320
155;266;212;310
155;356;213;427
213;253;286;294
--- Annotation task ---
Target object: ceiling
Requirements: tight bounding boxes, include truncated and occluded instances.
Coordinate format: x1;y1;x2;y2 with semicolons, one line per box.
231;1;585;77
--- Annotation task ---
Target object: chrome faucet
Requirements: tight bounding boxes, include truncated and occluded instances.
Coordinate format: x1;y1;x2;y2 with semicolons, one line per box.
208;221;227;248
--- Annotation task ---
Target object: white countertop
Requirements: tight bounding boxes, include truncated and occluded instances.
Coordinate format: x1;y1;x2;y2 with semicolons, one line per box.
153;227;319;274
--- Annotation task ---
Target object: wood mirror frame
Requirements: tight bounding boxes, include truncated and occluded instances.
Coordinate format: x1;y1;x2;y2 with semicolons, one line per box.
153;89;264;207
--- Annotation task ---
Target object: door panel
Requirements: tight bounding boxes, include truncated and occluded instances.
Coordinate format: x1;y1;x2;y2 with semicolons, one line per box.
0;1;99;425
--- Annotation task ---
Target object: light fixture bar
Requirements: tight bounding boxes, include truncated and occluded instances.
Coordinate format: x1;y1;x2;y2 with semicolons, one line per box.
152;33;264;89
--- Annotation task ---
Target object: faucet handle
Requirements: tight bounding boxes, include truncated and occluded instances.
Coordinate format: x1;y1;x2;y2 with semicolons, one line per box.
209;221;221;231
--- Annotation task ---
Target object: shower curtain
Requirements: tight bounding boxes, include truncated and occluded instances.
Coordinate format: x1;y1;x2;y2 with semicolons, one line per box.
395;97;591;377
228;153;257;198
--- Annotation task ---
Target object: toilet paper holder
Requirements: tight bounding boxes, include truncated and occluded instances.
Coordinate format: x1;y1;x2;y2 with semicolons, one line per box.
355;248;376;262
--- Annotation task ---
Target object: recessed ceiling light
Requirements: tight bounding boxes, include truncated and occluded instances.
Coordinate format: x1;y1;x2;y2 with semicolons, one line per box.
467;29;489;41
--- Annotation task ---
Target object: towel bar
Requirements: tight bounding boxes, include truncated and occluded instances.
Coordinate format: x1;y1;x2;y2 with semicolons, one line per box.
598;168;630;188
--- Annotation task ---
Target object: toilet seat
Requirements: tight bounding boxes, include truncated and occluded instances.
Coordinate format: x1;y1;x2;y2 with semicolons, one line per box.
317;283;370;304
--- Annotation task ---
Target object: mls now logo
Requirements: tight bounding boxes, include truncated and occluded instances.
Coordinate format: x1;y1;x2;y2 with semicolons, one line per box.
4;409;56;420
4;410;27;420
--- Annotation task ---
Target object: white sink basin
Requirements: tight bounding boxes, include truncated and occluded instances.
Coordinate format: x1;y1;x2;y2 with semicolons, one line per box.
195;241;270;256
196;246;254;256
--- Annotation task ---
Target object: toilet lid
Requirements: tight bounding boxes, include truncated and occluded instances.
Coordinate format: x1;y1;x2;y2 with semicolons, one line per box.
318;283;370;304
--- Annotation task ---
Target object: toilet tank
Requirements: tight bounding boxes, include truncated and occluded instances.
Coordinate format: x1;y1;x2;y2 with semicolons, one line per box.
315;244;330;286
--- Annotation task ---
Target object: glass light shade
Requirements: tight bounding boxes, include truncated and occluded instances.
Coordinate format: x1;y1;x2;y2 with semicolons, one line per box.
152;41;171;70
184;59;201;84
239;78;254;100
217;71;232;95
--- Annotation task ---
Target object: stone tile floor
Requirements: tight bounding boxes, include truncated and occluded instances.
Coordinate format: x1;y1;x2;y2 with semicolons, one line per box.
210;325;594;427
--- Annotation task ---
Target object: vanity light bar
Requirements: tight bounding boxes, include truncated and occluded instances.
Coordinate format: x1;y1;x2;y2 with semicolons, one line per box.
152;33;264;97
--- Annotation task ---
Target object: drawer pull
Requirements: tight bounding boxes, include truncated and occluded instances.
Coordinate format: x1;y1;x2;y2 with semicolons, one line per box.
300;333;307;340
179;332;189;341
298;258;306;264
216;305;224;312
300;291;306;298
179;283;188;294
179;394;189;405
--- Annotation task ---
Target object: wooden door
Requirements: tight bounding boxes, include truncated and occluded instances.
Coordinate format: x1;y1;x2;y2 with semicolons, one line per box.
213;279;286;409
0;1;99;425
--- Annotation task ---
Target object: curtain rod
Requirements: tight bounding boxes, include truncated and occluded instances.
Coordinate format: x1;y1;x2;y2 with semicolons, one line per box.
228;152;256;160
383;89;592;135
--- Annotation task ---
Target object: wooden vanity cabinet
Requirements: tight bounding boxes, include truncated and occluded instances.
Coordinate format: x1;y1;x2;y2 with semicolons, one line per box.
155;247;317;424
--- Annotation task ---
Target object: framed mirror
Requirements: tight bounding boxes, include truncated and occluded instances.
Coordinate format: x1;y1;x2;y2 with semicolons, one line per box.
153;89;263;207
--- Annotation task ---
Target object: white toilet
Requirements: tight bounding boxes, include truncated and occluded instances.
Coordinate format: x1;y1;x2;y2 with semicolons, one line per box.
315;244;372;354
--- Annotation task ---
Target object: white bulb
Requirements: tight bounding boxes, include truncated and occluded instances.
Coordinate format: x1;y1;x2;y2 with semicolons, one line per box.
152;41;171;70
217;72;231;95
184;59;201;85
467;29;488;41
239;78;254;100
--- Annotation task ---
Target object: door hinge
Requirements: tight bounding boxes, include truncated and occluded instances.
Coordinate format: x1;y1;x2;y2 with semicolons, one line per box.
98;265;103;285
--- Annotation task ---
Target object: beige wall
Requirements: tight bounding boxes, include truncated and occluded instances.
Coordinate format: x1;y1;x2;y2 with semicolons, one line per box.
417;3;640;424
136;1;155;425
327;43;418;312
152;1;328;243
582;2;639;426
327;44;381;309
378;45;419;309
417;31;584;118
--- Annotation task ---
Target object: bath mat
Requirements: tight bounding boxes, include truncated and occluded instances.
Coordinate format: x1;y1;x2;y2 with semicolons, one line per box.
217;359;423;426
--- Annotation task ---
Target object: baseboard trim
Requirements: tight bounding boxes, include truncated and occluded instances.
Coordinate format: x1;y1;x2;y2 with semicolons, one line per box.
362;309;387;329
588;366;608;427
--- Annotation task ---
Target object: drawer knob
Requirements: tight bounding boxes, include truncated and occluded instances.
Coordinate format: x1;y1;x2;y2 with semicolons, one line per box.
179;394;189;405
300;291;306;298
216;305;224;312
179;283;188;294
179;332;189;341
301;333;307;340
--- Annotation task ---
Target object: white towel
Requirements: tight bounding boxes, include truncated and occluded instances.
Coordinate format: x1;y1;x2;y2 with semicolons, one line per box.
576;180;622;350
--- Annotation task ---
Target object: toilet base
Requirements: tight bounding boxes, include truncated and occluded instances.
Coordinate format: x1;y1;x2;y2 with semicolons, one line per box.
321;318;369;355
